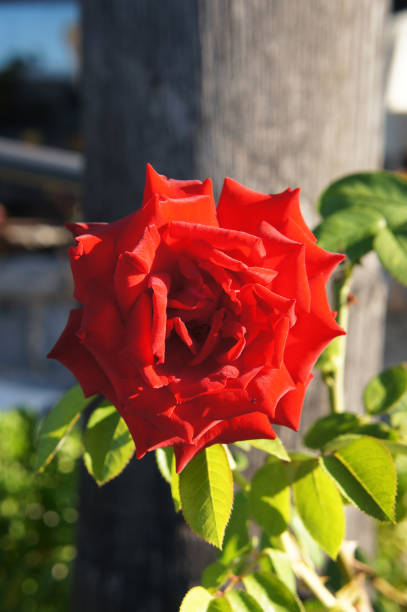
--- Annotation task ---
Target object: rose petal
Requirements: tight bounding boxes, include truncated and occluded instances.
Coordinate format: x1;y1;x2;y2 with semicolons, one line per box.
47;308;117;403
143;163;215;206
218;177;316;242
174;412;276;472
273;374;313;430
149;273;171;364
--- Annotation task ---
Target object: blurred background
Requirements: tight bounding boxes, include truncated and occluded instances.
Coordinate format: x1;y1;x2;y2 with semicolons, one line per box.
0;1;407;611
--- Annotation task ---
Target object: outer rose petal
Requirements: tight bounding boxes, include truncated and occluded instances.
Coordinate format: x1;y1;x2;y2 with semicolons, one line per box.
174;412;277;472
273;374;313;430
47;308;117;404
217;177;316;243
143;163;214;205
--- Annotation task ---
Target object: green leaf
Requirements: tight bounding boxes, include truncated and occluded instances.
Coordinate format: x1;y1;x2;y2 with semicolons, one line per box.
303;413;362;450
374;226;407;286
84;403;134;485
180;586;213;612
321;437;397;522
208;599;233;612
201;560;230;591
170;451;181;512
179;445;233;548
243;572;304;612
292;459;344;559
318;171;407;228
155;447;173;483
314;206;386;259
290;512;325;570
35;385;95;471
219;491;250;564
155;446;181;512
249;461;290;537
226;591;263;612
263;549;296;592
246;438;291;462
363;363;407;415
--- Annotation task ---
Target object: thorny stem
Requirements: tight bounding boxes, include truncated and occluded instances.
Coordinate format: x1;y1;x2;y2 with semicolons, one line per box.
325;263;354;414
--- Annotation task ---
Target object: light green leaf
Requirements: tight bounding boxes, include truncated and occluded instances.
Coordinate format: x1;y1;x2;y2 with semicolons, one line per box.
84;403;134;486
243;572;304;612
290;512;325;570
318;171;407;228
292;459;344;559
179;445;233;548
246;438;291;462
381;440;407;456
263;549;296;593
374;226;407;286
226;591;263;612
180;586;212;612
170;451;181;512
35;385;95;471
219;491;250;564
363;363;407;415
303;413;361;450
249;461;290;537
314;206;385;259
155;447;173;483
321;437;397;522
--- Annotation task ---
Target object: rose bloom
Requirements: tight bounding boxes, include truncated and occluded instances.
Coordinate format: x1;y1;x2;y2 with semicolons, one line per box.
49;165;344;472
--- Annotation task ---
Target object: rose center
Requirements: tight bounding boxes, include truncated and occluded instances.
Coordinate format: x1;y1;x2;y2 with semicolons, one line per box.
185;321;211;345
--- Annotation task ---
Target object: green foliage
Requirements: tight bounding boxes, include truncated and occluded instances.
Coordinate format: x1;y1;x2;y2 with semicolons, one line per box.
180;586;213;611
292;459;345;559
321;437;397;522
249;461;290;537
243;572;304;612
225;591;263;612
238;438;291;462
83;403;134;486
304;413;362;449
35;385;94;471
179;445;233;548
363;363;407;415
0;409;79;612
316;171;407;283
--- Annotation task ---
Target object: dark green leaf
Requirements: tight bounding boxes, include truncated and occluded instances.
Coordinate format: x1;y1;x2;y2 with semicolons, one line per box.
207;598;233;612
219;491;250;564
363;363;407;415
249;461;290;536
84;403;134;485
243;572;304;612
226;591;263;612
35;385;95;471
374;226;407;286
292;459;344;559
321;437;397;522
318;171;407;228
201;561;230;591
303;413;361;450
155;446;180;512
314;206;385;259
179;445;233;548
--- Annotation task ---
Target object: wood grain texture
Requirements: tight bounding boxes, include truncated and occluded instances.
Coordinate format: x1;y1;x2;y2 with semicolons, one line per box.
76;1;390;609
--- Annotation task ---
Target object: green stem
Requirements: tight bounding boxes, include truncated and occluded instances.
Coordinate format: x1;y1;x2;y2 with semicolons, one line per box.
326;263;354;414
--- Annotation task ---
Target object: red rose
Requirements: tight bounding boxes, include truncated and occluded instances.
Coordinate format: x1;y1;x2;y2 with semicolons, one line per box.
48;165;344;472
